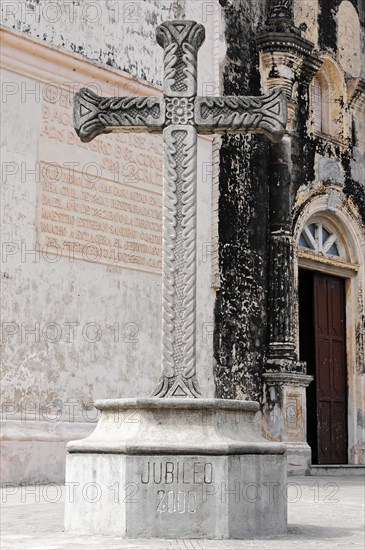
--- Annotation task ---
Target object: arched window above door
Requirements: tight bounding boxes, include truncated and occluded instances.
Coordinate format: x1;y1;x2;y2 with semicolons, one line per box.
298;221;342;258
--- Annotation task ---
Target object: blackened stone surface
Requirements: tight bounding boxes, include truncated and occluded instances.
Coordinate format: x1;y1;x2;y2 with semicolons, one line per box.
292;73;364;228
344;180;365;224
215;0;365;405
318;0;338;53
214;0;269;402
318;0;361;54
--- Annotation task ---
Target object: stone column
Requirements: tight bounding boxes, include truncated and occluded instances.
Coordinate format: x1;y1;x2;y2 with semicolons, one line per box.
266;136;299;369
264;126;314;475
257;10;322;473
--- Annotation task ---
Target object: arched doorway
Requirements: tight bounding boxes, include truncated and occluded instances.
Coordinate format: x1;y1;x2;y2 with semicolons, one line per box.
294;191;365;465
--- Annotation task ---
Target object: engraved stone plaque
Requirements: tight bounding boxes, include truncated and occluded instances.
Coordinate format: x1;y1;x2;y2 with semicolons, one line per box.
37;88;163;273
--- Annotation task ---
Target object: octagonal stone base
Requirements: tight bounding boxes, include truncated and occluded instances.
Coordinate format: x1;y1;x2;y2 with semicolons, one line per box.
65;398;287;539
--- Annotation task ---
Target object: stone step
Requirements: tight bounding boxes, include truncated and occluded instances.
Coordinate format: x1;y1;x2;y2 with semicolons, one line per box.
310;465;365;476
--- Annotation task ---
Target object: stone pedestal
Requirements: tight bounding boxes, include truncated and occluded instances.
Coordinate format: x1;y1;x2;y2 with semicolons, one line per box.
263;372;313;475
65;398;287;539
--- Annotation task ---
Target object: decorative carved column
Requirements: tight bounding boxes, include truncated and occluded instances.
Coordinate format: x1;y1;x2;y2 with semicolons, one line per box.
256;1;322;472
257;2;321;373
267;228;297;364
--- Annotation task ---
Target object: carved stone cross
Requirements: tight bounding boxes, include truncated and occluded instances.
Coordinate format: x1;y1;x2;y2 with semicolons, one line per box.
74;20;287;399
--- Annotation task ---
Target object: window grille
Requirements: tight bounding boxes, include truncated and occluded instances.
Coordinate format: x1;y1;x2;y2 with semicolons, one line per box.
299;222;341;257
312;77;322;133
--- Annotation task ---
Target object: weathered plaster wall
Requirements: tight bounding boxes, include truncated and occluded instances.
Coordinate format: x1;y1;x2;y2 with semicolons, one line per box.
214;0;270;403
293;0;319;47
292;0;365;223
2;0;167;84
317;0;365;74
0;1;219;483
338;1;361;77
0;0;217;92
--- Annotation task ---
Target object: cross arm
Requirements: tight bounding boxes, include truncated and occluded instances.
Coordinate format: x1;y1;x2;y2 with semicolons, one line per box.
74;88;165;143
194;88;287;143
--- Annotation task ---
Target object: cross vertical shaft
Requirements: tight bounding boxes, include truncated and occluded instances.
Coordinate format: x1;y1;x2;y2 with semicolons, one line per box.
152;21;205;397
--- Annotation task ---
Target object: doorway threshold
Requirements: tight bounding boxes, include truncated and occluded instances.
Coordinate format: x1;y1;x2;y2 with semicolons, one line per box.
310;465;365;476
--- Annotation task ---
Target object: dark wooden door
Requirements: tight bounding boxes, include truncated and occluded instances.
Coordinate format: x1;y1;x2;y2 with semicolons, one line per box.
314;274;347;464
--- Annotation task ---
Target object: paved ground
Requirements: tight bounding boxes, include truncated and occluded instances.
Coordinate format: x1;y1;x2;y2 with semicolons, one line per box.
1;476;364;549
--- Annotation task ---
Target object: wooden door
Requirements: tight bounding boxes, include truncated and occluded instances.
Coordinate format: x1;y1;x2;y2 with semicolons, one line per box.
314;274;347;464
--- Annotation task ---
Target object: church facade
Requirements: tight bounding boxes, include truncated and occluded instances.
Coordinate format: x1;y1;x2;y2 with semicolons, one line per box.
1;0;364;482
214;0;365;473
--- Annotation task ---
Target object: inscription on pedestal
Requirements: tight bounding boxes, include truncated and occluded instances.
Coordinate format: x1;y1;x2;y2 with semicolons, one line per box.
140;460;213;484
138;459;213;515
157;490;197;514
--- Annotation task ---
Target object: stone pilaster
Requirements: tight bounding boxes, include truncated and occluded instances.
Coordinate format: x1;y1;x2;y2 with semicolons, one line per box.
265;135;303;372
257;9;319;472
256;13;321;371
264;111;312;475
267;232;296;361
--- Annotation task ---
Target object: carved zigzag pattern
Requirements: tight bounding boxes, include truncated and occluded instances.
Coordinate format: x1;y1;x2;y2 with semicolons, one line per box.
74;88;163;142
157;20;205;97
152;126;201;398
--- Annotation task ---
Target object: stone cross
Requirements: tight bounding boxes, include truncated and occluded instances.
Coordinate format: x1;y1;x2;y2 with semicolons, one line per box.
74;20;287;399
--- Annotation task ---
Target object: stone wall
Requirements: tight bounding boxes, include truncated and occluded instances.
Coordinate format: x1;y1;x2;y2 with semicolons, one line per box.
1;0;364;482
214;0;270;403
0;0;219;483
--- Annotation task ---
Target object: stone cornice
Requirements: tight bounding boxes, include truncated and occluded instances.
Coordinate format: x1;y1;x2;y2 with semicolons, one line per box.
257;32;322;82
263;373;314;387
300;54;323;83
256;32;315;56
257;30;322;111
298;249;359;274
347;77;365;111
266;357;306;373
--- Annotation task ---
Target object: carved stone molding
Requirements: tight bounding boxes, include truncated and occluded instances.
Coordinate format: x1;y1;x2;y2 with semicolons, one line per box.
266;357;306;373
152;125;201;398
165;97;194;125
347;78;365;111
74;89;165;142
257;32;316;57
257;31;322;123
195;88;287;142
263;372;313;387
156;20;205;98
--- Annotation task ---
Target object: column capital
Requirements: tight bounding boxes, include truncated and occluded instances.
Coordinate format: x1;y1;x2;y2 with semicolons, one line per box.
263;372;313;387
